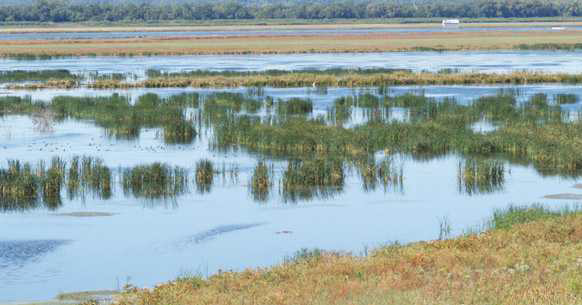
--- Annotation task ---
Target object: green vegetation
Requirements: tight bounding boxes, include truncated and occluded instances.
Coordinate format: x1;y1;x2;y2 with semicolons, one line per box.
0;69;78;83
114;205;582;305
250;161;272;202
214;92;582;178
2;0;582;23
281;159;345;202
491;204;582;229
0;93;199;143
122;163;189;200
458;159;505;195
195;160;214;194
0;157;110;211
3;89;582;211
357;158;404;192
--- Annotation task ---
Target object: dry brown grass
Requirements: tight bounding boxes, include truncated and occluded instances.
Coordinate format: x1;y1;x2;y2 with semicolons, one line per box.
0;30;581;57
9;71;582;90
115;213;582;305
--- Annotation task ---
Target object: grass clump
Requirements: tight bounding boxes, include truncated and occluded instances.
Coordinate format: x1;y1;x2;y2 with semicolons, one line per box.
122;163;189;200
0;156;112;211
276;98;313;116
281;159;344;202
195;160;214;194
250;161;272;202
458;159;505;195
357;158;404;192
490;204;581;230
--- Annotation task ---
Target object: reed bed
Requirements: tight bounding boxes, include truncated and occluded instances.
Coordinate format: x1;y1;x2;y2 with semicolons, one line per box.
356;158;404;193
458;159;505;195
556;93;579;104
0;93;199;143
276;98;313;116
0;69;78;83
7;70;582;90
250;161;273;202
0;156;110;211
195;160;214;194
281;159;345;203
3;90;582;204
122;163;189;200
213;92;582;177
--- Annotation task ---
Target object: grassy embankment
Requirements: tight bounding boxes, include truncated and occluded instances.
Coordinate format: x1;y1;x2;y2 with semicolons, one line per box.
0;30;581;59
110;205;582;305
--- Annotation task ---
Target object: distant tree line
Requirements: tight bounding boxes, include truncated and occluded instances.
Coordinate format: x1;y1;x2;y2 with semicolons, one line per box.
1;0;582;22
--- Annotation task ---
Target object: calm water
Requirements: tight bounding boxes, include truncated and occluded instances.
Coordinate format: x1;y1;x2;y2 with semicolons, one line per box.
0;25;580;40
1;51;582;79
0;85;581;301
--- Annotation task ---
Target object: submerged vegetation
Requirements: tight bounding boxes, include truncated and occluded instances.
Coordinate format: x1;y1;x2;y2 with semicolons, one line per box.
115;205;582;305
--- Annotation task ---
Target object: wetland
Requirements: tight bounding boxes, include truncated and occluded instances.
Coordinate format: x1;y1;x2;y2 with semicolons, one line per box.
2;84;582;301
0;20;582;302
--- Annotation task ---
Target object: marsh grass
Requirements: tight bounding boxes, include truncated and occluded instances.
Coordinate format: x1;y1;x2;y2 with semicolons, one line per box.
250;161;273;202
0;93;200;143
9;70;582;90
281;159;344;203
490;204;582;230
556;93;579;104
122;163;189;200
3;90;582;205
195;160;214;194
458;159;505;195
276;98;313;116
0;69;78;83
0;156;111;211
357;159;404;193
213;92;582;178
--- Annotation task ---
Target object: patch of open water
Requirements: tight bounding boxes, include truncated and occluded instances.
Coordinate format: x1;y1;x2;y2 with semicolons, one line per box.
2;51;582;80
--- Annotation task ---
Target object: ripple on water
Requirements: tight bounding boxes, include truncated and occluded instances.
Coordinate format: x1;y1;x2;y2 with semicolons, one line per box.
0;240;69;270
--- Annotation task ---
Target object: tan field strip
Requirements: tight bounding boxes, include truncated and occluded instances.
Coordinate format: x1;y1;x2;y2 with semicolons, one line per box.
0;30;581;57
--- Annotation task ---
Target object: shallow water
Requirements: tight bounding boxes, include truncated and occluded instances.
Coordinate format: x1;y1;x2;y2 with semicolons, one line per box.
1;86;581;301
2;51;582;79
1;25;580;40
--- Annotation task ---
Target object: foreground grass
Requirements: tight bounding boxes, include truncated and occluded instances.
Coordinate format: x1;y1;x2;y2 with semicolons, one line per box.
114;206;582;305
1;30;582;58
